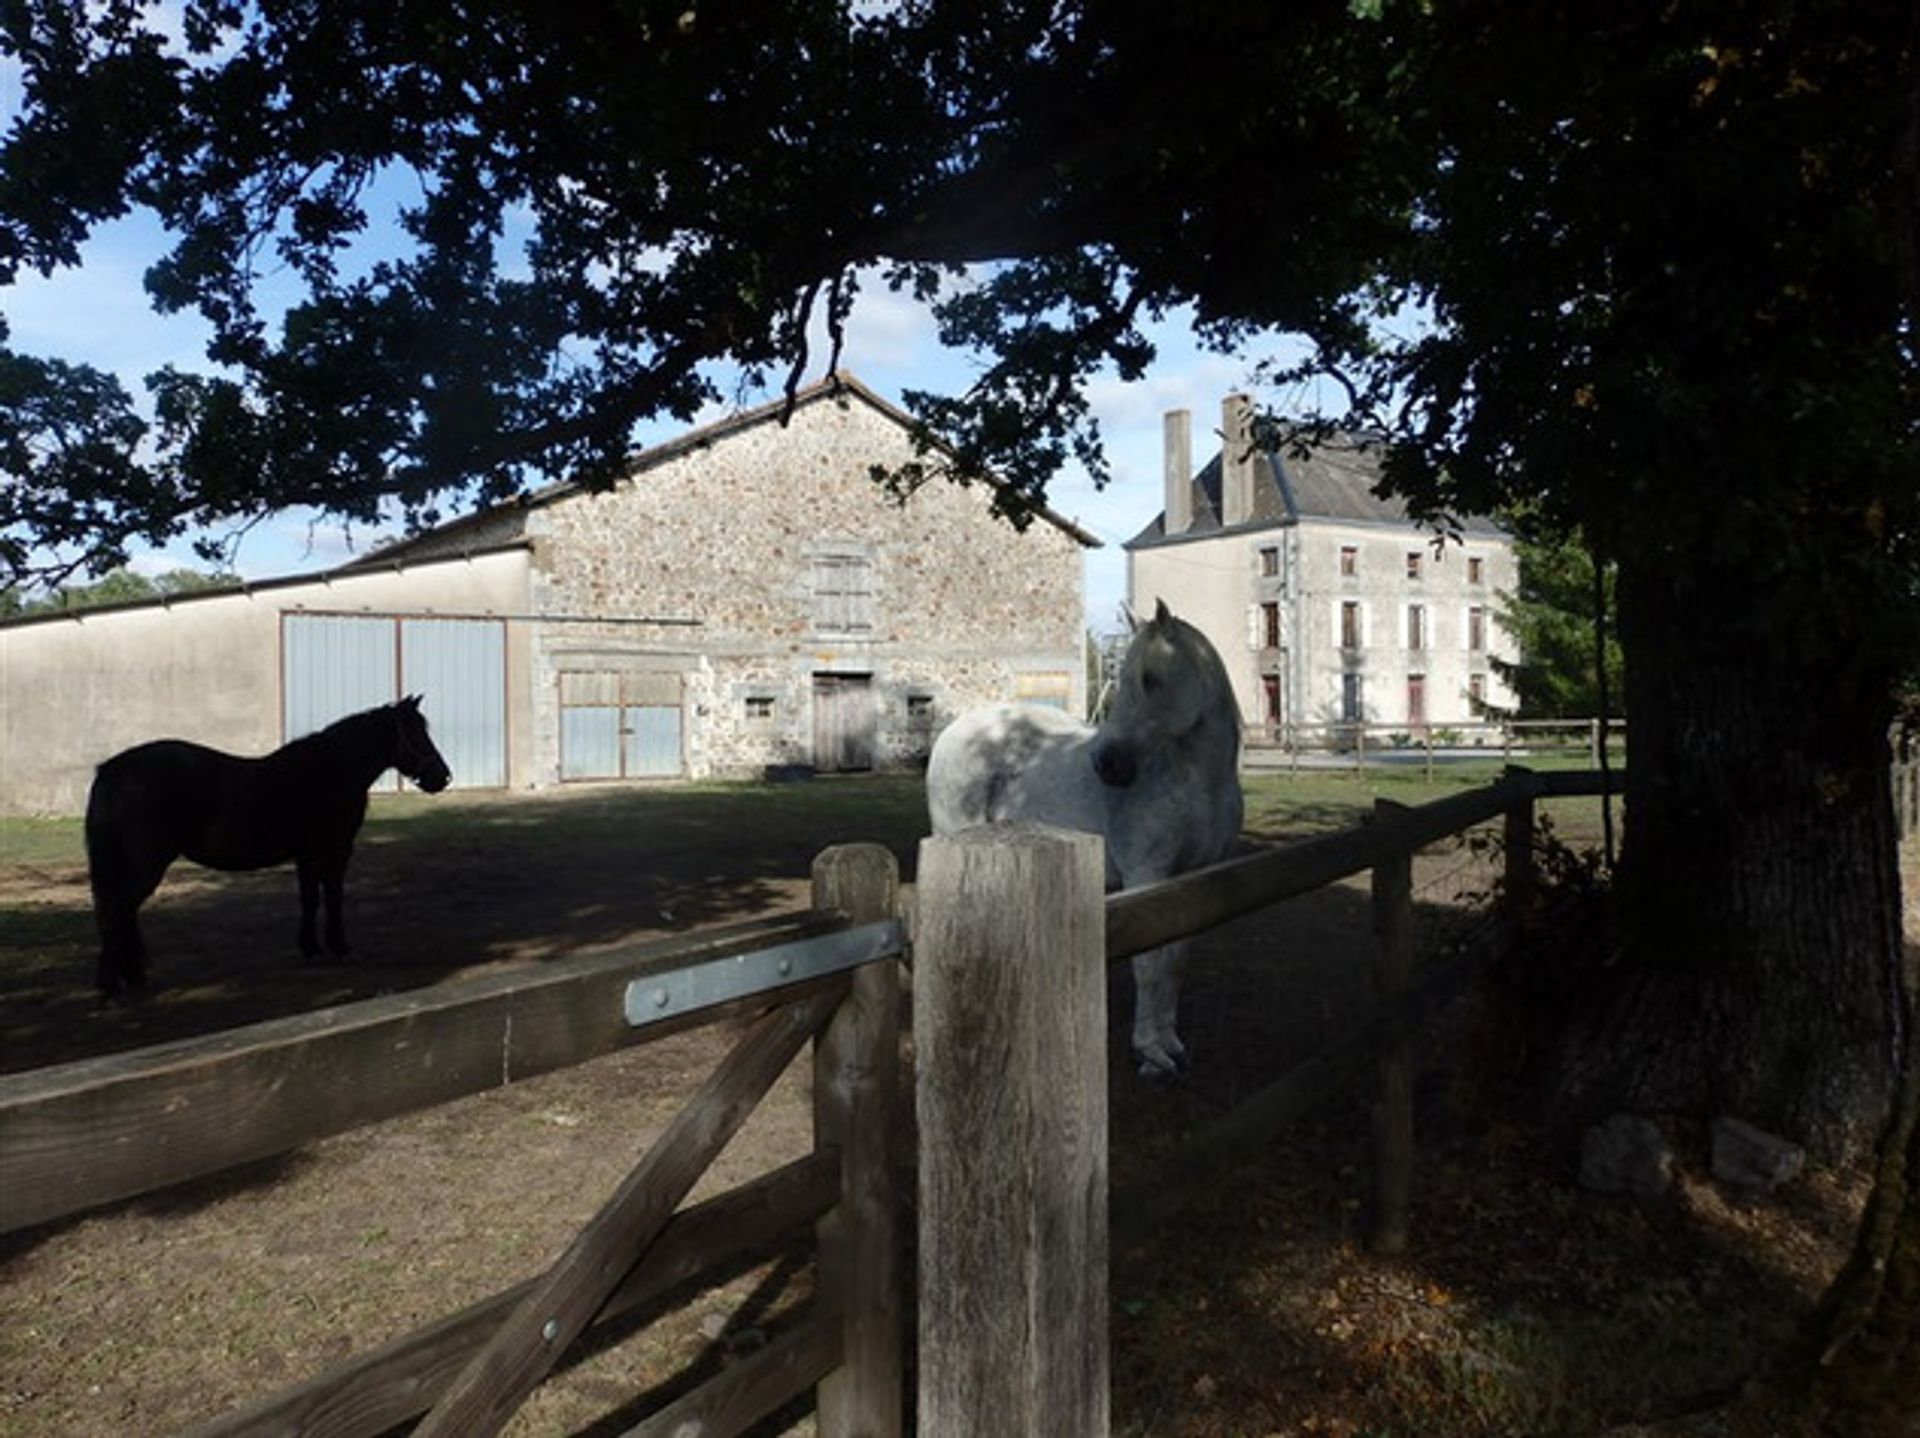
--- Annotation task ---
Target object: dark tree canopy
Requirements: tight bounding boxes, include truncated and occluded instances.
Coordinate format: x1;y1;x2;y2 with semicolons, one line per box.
0;0;1413;584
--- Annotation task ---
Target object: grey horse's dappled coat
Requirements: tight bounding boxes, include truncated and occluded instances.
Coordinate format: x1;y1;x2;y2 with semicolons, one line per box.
926;601;1243;1074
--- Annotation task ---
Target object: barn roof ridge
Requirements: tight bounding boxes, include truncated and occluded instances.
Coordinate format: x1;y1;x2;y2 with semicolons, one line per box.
362;371;1099;564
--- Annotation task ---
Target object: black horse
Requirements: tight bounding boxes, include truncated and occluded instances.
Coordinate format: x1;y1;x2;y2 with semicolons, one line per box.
85;695;452;999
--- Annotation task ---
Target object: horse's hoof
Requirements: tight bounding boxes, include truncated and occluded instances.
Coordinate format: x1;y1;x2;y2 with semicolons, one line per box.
1134;1048;1185;1081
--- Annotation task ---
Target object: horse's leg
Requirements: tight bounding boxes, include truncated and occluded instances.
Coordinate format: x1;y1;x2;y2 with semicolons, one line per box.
1130;940;1189;1077
321;854;351;959
296;859;323;957
88;825;168;1000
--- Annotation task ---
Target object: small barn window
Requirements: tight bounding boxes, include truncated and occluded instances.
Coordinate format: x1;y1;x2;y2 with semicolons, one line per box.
1258;544;1280;578
744;695;776;725
1406;550;1423;580
1260;601;1281;649
1339;545;1358;578
1340;600;1363;651
906;693;935;730
1407;603;1427;652
1468;605;1487;653
1468;555;1486;585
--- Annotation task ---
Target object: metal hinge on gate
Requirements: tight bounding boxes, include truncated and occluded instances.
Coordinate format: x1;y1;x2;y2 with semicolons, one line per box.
622;918;906;1029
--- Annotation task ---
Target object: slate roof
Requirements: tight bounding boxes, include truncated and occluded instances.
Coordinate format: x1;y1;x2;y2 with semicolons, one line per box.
1126;426;1506;547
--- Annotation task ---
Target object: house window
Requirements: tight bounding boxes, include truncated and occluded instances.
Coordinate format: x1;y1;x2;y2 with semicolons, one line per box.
1340;600;1363;651
1468;605;1487;653
906;693;936;730
811;550;874;635
1407;674;1427;729
1339;545;1358;578
1468;555;1485;585
1261;600;1281;649
1406;551;1423;580
1407;604;1426;652
1258;544;1281;579
1469;673;1488;708
1261;673;1282;724
744;694;776;725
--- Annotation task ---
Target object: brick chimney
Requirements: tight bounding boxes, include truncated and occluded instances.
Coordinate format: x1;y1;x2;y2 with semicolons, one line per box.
1222;393;1255;528
1163;408;1192;536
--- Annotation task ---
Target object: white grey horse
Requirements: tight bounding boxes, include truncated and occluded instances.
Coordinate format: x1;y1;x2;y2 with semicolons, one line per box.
926;599;1244;1075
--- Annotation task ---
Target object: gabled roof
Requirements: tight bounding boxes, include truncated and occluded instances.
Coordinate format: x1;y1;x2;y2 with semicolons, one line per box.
1126;426;1507;548
357;371;1099;566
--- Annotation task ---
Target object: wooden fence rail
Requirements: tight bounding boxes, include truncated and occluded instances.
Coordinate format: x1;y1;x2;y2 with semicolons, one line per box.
0;910;856;1235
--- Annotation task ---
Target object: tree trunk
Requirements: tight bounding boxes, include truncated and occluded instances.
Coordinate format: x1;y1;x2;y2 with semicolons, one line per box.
1753;1013;1919;1436
1557;556;1910;1166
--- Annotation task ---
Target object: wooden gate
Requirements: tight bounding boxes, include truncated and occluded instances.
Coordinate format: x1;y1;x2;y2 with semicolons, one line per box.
2;849;906;1438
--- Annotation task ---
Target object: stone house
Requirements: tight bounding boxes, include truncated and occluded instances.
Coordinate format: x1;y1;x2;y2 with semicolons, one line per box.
1126;397;1518;738
0;374;1094;814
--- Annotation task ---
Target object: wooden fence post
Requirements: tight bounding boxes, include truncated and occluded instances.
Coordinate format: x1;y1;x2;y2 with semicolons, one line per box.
811;844;903;1438
915;824;1109;1438
1369;800;1415;1255
1502;764;1537;923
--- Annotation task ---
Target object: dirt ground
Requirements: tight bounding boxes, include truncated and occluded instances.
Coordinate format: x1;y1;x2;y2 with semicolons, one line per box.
0;777;1907;1437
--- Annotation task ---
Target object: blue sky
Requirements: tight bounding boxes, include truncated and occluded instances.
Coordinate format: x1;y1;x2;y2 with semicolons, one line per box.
4;208;1338;634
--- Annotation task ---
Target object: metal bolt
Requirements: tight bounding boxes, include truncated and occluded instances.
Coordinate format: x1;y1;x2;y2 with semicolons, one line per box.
653;988;670;1008
542;1319;560;1342
777;958;792;976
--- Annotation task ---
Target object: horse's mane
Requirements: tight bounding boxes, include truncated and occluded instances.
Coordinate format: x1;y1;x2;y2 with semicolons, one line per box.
280;703;400;759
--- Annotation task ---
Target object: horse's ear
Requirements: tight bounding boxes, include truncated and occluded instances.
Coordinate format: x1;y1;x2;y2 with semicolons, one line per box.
1154;598;1172;626
402;694;421;711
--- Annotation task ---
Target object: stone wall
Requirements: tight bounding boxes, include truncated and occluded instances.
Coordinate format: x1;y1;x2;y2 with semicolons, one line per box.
523;386;1088;780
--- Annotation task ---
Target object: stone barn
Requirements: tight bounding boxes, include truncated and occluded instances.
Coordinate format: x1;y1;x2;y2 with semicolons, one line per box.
0;374;1094;815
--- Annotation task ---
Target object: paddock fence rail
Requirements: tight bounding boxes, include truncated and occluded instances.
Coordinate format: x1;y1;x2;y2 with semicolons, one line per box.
1244;717;1626;778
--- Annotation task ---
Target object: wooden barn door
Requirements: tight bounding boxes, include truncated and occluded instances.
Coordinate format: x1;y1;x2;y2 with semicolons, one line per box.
812;673;875;773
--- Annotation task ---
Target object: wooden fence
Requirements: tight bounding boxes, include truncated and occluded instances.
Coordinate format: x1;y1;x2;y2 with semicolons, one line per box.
1244;717;1625;776
3;766;1617;1436
913;764;1620;1434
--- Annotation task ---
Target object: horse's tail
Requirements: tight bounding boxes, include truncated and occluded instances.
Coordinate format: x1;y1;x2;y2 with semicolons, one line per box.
84;761;124;908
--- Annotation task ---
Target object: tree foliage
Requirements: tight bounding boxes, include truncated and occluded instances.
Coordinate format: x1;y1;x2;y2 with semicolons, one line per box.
0;0;1412;583
0;564;237;619
1488;528;1622;721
